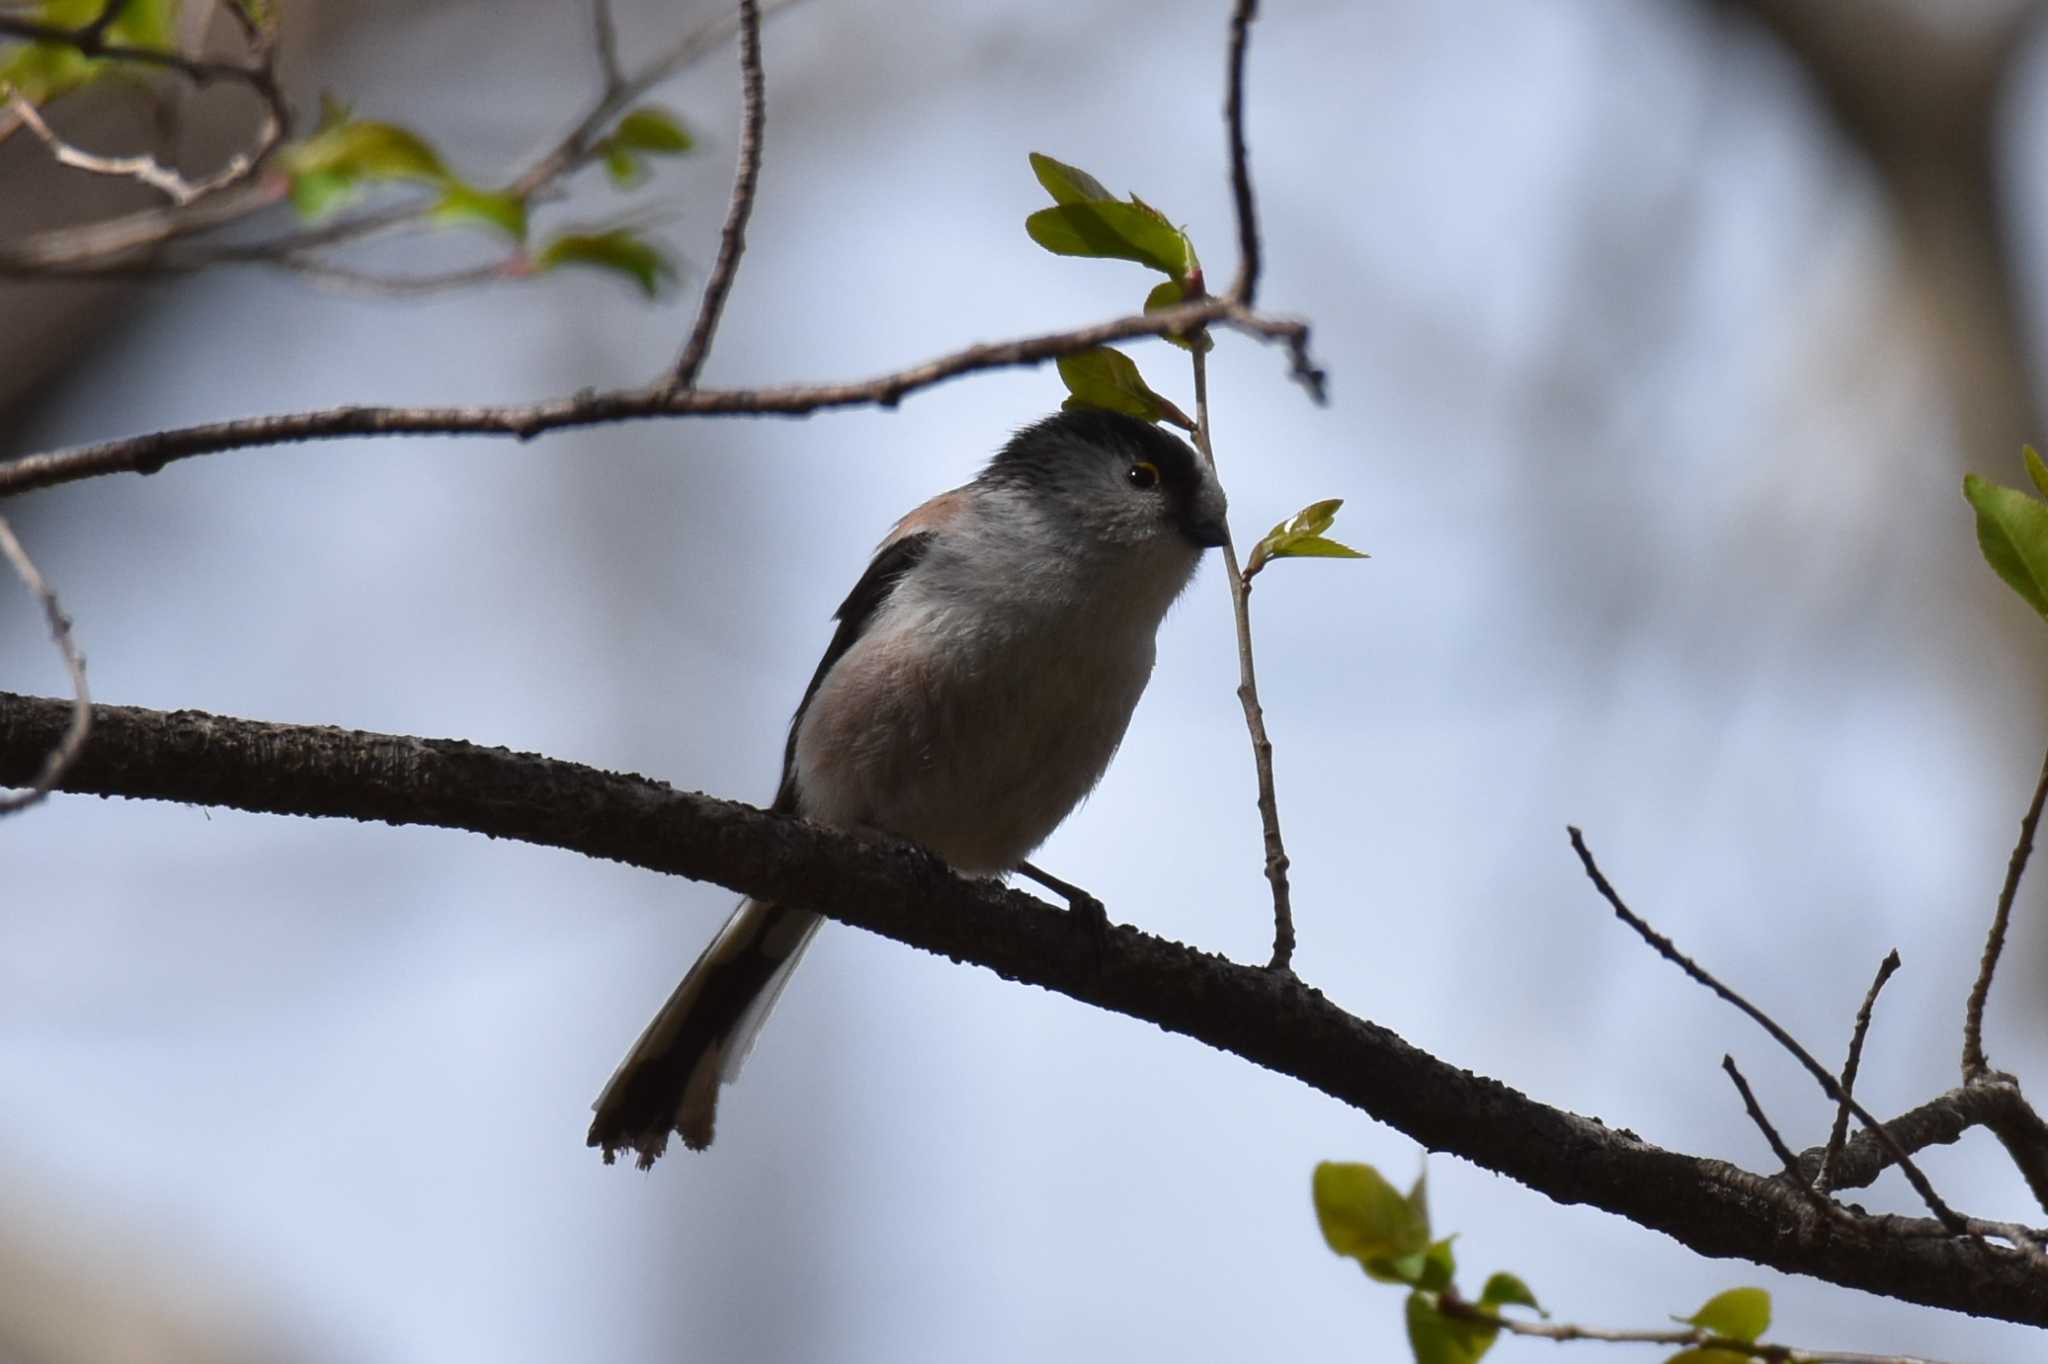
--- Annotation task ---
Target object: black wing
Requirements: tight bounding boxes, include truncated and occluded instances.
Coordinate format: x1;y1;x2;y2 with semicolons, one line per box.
771;530;936;813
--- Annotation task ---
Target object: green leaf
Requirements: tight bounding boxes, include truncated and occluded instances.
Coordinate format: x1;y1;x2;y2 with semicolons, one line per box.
2028;444;2048;499
283;118;450;219
1055;347;1187;429
1312;1161;1431;1279
535;228;675;298
601;141;644;188
1146;278;1214;352
611;105;693;154
432;184;528;240
1964;471;2048;618
1415;1237;1457;1293
1678;1288;1770;1343
1244;497;1370;576
286;169;358;220
1479;1273;1543;1316
1663;1352;1751;1364
290;119;446;182
1029;151;1115;206
1026;202;1193;277
1405;1293;1497;1364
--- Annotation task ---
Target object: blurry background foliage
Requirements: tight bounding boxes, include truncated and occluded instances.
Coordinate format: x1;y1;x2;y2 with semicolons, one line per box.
6;1;2048;1362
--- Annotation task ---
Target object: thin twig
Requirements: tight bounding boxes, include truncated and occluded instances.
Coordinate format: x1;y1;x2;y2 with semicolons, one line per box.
1566;826;1969;1235
1190;342;1296;971
1723;1053;1845;1223
0;297;1323;498
591;0;625;94
509;0;804;201
10;92;205;203
1818;949;1901;1194
0;518;89;816
1963;742;2048;1082
1434;1292;1948;1364
1223;0;1260;304
662;0;764;393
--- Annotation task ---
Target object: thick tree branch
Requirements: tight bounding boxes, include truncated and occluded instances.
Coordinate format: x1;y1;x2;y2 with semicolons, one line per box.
0;299;1322;498
3;690;2047;1325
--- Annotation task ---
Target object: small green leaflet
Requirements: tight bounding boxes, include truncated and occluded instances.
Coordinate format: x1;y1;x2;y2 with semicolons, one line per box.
1055;348;1192;430
1404;1293;1497;1364
282;118;528;239
1145;279;1213;352
1675;1287;1770;1344
1477;1272;1543;1316
431;185;528;240
1025;152;1200;283
1311;1161;1432;1284
1244;498;1369;577
1964;446;2048;618
595;104;694;189
535;228;676;298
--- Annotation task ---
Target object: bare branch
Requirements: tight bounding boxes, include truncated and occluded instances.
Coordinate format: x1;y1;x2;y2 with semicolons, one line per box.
661;0;764;393
8;90;236;204
591;0;625;94
0;526;89;816
1963;743;2048;1082
3;689;2047;1324
0;297;1323;498
1567;827;1968;1235
1818;949;1901;1194
1190;342;1295;970
1223;0;1260;304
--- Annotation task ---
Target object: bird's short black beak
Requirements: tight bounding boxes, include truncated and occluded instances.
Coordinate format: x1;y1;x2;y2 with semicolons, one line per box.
1181;513;1231;549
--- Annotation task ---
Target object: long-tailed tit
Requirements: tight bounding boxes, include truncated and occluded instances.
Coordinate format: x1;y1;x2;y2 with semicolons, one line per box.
589;408;1230;1165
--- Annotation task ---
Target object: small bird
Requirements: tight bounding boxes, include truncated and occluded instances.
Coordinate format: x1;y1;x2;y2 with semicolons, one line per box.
589;407;1230;1165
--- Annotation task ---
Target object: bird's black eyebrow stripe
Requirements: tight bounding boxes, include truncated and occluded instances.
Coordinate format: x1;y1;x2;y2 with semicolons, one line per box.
772;529;936;813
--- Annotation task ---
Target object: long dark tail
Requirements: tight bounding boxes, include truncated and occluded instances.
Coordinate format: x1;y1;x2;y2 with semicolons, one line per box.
588;899;822;1167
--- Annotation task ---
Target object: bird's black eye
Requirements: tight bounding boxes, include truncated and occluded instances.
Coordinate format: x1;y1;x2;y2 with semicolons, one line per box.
1127;461;1161;491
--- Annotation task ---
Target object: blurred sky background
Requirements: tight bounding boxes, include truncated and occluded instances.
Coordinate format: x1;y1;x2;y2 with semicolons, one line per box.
6;0;2048;1360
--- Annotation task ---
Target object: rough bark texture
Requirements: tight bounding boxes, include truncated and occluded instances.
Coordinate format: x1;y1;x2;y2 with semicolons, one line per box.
3;690;2046;1327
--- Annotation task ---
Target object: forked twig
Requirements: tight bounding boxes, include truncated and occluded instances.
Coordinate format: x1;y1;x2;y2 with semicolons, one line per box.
1567;827;1967;1235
